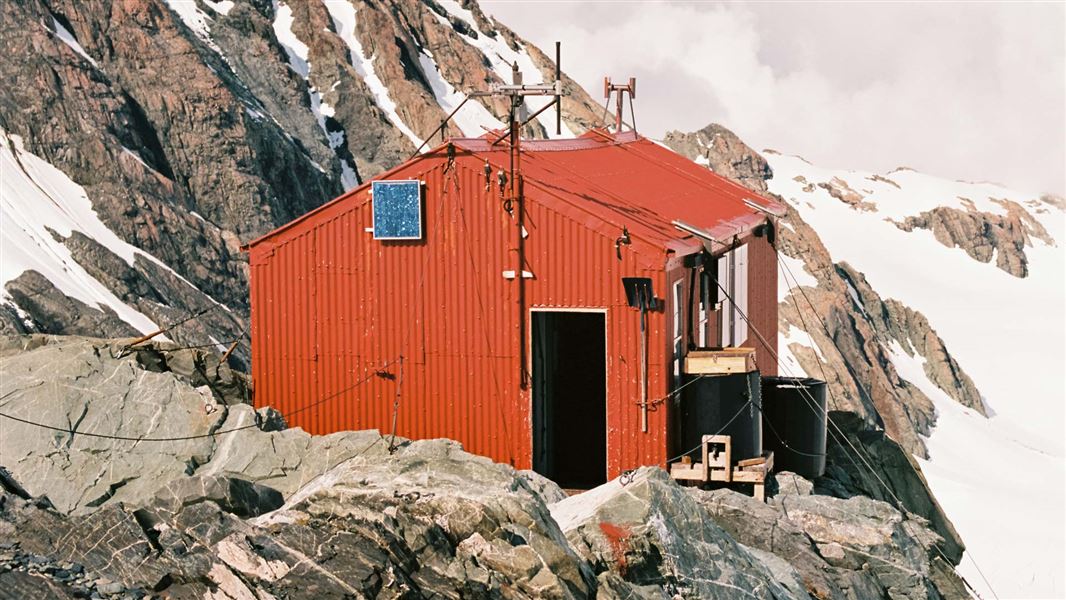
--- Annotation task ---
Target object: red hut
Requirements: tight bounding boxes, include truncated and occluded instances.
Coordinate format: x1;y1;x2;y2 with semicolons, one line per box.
246;129;785;487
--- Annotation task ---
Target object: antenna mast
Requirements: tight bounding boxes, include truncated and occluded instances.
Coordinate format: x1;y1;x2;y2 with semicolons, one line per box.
604;77;637;133
467;46;567;389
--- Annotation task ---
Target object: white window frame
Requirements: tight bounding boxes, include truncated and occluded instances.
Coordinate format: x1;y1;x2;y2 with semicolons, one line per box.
672;279;684;383
715;245;750;348
717;252;733;347
734;244;748;345
698;270;709;348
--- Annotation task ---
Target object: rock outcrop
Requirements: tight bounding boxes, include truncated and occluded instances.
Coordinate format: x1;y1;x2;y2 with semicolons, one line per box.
551;467;795;599
890;198;1057;277
662;123;773;193
695;473;969;599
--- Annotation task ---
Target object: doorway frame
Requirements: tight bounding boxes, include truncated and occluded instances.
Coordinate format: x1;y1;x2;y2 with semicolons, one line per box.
528;307;610;485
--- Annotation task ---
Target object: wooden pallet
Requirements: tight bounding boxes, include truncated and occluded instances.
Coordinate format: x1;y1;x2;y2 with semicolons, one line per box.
683;348;756;375
668;434;774;501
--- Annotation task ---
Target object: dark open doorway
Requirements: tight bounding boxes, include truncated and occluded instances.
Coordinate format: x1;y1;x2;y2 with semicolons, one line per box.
532;311;607;489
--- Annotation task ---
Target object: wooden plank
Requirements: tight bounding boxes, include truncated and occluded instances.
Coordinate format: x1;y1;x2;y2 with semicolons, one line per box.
731;470;767;484
737;456;766;468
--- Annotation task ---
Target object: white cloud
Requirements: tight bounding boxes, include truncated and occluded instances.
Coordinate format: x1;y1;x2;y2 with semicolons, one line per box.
483;1;1065;195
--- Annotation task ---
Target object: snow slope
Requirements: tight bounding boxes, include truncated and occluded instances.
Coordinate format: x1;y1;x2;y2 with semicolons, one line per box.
0;130;163;335
766;152;1065;599
271;0;358;189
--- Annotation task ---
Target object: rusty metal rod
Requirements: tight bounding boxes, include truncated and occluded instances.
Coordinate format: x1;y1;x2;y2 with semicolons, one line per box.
491;99;559;147
124;305;218;348
555;41;561;136
219;337;240;366
406;97;471;160
388;355;404;453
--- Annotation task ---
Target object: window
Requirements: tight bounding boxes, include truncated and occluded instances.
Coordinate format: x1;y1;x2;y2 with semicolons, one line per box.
698;270;709;347
734;244;748;345
718;252;733;346
672;279;684;383
716;245;749;347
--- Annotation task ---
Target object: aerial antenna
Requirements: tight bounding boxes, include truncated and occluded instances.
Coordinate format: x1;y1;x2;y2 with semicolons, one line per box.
466;51;567;390
555;41;562;136
604;77;637;133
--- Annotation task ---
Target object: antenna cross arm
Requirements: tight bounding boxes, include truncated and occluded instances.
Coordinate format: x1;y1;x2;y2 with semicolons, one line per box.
469;81;566;98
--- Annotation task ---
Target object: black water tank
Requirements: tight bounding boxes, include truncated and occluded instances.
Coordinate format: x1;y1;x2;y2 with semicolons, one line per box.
761;377;827;478
677;371;762;462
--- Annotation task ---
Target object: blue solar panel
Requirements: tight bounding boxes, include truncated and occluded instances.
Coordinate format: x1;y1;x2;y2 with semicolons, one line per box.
372;180;422;240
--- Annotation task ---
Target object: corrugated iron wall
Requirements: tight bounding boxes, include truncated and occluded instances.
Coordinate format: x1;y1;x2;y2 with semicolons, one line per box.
747;234;779;376
250;155;672;475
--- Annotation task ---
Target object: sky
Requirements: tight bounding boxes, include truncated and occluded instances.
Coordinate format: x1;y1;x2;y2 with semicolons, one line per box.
483;1;1066;196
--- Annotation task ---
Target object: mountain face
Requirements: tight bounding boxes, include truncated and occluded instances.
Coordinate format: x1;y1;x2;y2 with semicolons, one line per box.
2;1;1062;597
0;0;602;368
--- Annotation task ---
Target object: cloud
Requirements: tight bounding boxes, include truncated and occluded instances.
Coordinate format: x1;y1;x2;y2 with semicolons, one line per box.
483;1;1065;195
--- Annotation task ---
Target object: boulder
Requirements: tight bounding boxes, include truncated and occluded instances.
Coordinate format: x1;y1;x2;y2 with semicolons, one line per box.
0;336;387;515
0;337;228;514
771;471;814;496
692;486;840;600
692;485;970;600
238;437;596;598
550;467;799;599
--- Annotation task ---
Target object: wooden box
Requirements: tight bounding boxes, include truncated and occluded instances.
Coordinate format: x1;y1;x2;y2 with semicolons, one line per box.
683;348;756;375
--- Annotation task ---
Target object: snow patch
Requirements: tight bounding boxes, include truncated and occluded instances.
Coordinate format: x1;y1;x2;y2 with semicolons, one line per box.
120;146;153;172
50;17;98;68
777;251;817;300
427;1;573;138
272;1;358;190
323;0;424;149
417;51;504;137
0;130;162;335
163;0;224;55
203;0;235;15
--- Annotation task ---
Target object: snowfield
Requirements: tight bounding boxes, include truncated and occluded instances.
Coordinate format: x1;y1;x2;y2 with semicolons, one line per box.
766;152;1066;599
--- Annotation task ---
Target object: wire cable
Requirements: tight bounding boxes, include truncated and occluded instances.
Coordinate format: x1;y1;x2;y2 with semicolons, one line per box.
0;356;399;442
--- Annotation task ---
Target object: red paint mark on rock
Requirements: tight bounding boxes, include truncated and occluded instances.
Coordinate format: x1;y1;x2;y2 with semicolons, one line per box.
598;522;633;576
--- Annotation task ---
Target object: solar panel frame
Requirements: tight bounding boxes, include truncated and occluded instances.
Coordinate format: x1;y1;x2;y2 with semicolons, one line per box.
371;180;423;240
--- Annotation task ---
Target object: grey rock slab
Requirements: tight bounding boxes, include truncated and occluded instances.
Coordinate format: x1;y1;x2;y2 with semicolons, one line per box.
0;338;226;514
551;467;799;599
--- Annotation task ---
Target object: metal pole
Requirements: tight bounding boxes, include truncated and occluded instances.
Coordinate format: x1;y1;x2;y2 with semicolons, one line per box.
388;355;404;453
555;41;562;136
640;297;648;432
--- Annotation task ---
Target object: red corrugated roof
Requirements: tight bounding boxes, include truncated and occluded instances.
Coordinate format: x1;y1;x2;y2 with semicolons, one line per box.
247;129;784;253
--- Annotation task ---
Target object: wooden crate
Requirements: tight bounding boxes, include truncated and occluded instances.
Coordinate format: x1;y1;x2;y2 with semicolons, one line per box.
683;348;756;375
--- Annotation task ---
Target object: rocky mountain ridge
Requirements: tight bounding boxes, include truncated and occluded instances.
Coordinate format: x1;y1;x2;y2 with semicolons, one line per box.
0;335;968;599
